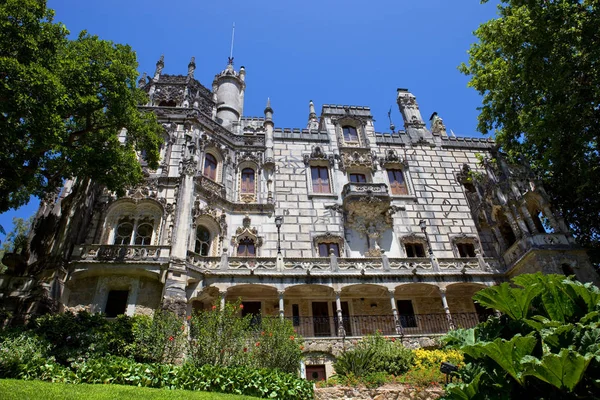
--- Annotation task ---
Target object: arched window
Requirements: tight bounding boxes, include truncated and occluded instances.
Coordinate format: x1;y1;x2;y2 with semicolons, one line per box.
241;168;255;193
497;212;517;248
114;222;133;245
237;237;256;257
195;226;211;256
342;126;358;142
387;169;408;195
134;223;153;245
203;153;218;180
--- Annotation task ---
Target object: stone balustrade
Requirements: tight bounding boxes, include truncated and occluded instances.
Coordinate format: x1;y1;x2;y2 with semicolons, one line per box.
74;245;171;262
184;252;496;274
503;233;571;266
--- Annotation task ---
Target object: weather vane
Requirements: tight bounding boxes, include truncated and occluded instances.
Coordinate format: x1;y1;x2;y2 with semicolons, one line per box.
228;23;235;65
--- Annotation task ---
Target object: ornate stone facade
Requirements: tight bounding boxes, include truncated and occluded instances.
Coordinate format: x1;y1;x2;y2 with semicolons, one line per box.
1;56;597;378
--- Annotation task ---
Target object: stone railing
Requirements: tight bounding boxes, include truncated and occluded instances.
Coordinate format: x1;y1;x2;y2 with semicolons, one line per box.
388;257;433;270
503;233;571;266
437;257;480;271
196;175;227;198
75;245;170;262
341;182;390;200
184;253;498;274
287;312;490;338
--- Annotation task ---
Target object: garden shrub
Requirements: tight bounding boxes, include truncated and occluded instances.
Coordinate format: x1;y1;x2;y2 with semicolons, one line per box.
0;331;50;378
413;348;463;370
333;333;414;377
68;356;313;399
251;316;304;373
188;301;253;368
28;311;134;364
129;310;185;364
441;273;600;400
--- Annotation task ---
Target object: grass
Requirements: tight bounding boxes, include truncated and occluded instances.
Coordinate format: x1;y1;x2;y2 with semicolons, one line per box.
0;379;261;400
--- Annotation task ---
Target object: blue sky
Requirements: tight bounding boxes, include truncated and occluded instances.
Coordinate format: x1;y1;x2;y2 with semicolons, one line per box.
0;0;499;237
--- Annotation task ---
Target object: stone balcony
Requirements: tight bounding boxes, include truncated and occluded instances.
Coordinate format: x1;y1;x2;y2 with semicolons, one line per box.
185;252;500;275
341;182;391;217
503;233;572;267
73;245;171;263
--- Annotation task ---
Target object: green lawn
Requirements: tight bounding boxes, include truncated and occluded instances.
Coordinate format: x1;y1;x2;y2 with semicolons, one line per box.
0;379;261;400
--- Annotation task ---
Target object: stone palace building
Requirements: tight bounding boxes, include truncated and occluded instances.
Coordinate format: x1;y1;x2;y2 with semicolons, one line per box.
1;56;597;379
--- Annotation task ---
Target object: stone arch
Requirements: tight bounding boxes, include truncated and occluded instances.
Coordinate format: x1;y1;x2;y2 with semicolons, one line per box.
102;199;163;245
193;214;222;256
202;147;224;182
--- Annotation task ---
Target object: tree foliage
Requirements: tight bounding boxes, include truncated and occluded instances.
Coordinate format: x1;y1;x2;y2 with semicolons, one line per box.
0;217;32;273
0;0;162;212
460;1;600;256
441;273;600;399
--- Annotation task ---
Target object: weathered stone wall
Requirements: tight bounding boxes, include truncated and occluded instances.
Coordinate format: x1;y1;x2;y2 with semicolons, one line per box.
314;385;444;400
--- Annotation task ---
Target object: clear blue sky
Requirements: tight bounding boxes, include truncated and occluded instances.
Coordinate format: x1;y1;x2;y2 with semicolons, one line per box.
0;0;499;237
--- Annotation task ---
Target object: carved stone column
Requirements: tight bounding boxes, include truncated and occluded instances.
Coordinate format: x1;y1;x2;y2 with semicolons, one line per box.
542;205;565;233
388;290;403;335
438;287;455;330
334;290;345;337
503;207;523;239
278;290;285;320
491;225;508;251
510;203;530;237
125;278;140;316
520;204;539;234
219;290;227;311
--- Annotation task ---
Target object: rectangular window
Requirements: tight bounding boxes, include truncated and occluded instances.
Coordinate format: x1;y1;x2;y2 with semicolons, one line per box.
457;243;476;257
387;169;408;195
405;243;426;258
105;290;129;318
397;300;417;328
342;126;359;142
349;173;367;183
311;166;331;193
318;242;340;257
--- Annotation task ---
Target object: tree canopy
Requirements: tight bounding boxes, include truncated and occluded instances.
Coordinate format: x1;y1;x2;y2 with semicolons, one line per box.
0;0;163;213
460;1;600;257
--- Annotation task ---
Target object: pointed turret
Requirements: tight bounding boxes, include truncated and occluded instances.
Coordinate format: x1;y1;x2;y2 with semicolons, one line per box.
307;100;319;131
264;97;273;122
396;88;431;142
138;72;147;88
154;55;164;80
212;60;246;129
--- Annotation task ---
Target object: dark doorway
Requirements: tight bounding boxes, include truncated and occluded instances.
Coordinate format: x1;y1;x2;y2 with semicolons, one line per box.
331;301;352;336
242;301;262;326
312;302;331;337
306;365;327;381
397;300;417;328
105;290;128;318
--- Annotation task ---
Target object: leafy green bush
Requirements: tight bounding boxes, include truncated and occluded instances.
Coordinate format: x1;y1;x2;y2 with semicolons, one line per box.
129;310;185;364
441;273;600;400
251;316;303;373
334;333;414;377
0;331;49;377
28;311;134;364
67;356;313;399
188;302;253;368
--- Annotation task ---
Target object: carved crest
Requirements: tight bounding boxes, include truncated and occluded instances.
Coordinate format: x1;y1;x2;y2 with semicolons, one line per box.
303;145;334;166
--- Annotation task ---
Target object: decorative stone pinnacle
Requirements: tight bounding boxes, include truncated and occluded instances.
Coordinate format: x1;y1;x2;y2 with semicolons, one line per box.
188;56;196;77
155;55;164;76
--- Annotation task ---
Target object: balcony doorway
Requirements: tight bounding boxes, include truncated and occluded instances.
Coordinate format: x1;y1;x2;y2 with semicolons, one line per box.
242;301;261;326
312;302;331;336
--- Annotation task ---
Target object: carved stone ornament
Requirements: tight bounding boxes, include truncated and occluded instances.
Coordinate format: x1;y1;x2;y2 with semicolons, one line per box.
231;215;263;251
400;233;427;244
455;163;472;185
330;114;370;127
312;232;344;250
303;145;334;166
380;149;408;168
338;149;375;172
125;177;159;200
235;151;262;169
153;84;185;105
193;203;227;238
180;158;197;176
